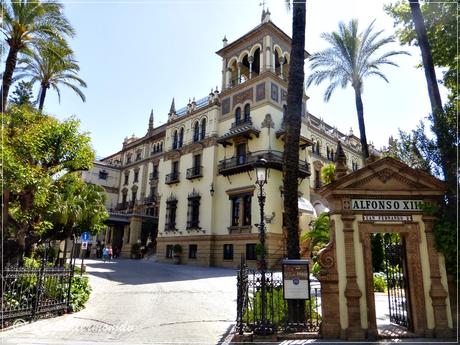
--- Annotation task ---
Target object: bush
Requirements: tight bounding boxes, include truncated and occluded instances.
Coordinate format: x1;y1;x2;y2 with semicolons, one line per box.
243;286;320;324
70;273;91;312
373;273;387;292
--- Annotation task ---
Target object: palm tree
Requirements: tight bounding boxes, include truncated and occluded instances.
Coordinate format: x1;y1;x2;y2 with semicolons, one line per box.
408;0;455;214
283;0;306;262
301;213;330;257
0;0;74;112
15;39;87;111
307;19;409;160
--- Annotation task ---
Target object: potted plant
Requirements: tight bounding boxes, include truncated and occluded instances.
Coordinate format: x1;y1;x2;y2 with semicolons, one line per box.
173;244;182;264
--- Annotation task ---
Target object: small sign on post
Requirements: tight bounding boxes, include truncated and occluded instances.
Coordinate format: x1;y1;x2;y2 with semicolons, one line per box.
81;241;88;250
282;259;310;300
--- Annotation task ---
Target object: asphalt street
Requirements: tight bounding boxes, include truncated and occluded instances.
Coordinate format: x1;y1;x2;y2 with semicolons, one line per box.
2;258;237;345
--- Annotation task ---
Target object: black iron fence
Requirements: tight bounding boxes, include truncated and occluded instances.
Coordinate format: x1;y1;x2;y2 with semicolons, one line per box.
236;262;321;335
1;262;74;328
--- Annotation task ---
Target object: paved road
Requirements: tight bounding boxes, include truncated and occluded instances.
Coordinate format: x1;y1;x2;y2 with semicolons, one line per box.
2;258;237;345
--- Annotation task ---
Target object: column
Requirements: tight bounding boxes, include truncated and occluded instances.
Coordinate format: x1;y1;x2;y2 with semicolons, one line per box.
237;62;242;84
279;57;285;79
341;214;365;340
248;56;254;79
423;216;452;338
226;68;232;88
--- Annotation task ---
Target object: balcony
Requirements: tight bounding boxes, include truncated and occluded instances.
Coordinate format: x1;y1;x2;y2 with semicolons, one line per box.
276;121;313;149
217;117;260;146
116;202;128;210
165;171;180;184
149;171;159;181
218;150;310;178
186;166;203;180
144;195;157;204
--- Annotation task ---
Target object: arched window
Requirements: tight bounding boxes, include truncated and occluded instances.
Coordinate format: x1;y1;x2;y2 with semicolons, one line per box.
330;149;335;161
179;128;184;147
326;147;330;160
235;107;241;124
160;142;163;152
193;122;200;142
244;104;250;121
316;141;321;155
200;118;206;140
173;131;178;150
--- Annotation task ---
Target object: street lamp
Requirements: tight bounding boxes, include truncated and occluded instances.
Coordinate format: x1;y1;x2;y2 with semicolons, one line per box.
253;158;274;335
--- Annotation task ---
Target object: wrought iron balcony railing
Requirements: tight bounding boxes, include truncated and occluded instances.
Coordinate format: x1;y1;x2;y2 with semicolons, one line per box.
231;117;252;129
144;195;157;204
218;150;310;178
186;166;203;180
165;172;180;184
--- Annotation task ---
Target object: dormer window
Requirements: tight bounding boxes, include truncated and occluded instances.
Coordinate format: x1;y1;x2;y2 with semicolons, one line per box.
172;130;178;149
193;121;200;142
99;170;108;180
178;128;184;147
200;118;206;140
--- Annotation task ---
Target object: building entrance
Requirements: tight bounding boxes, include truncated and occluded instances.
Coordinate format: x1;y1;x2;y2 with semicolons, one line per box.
370;232;412;337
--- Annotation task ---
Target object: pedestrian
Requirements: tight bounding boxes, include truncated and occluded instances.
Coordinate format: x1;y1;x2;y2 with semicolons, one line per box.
96;241;102;258
102;246;109;262
108;245;113;261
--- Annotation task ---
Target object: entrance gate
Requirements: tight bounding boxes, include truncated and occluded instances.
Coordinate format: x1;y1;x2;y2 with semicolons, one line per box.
315;156;453;340
383;233;411;330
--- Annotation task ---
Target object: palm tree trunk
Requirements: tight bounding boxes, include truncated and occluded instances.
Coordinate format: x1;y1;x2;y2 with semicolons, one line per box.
283;0;306;260
38;85;48;111
408;0;443;115
408;0;456;214
1;45;20;112
283;0;306;324
353;86;369;160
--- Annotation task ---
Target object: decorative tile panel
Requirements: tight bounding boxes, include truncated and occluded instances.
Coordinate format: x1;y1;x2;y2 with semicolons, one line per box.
281;89;288;101
271;83;279;102
222;98;230;115
256;82;265;102
232;88;253;107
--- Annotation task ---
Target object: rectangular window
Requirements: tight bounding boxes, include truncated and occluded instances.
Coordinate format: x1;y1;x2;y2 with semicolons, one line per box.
194;154;201;168
165;199;178;230
189;244;197;259
136;152;141;161
172;161;179;173
223;244;234;260
315;170;321;189
246;243;257;260
134;171;139;182
124;173;129;185
231;197;240;226
242;195;251;225
99;170;108;180
236;143;246;165
187;196;201;229
166;245;173;258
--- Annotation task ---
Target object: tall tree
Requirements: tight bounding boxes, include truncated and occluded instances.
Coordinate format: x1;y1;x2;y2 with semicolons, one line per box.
2;105;94;259
306;19;408;160
0;0;74;112
15;39;87;111
283;0;306;323
283;0;306;261
8;81;34;106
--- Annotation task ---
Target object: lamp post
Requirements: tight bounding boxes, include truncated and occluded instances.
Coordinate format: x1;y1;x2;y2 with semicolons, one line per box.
253;158;274;335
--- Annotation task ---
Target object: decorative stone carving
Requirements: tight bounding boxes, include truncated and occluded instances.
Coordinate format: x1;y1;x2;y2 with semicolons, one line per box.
261;114;274;129
232;88;253;107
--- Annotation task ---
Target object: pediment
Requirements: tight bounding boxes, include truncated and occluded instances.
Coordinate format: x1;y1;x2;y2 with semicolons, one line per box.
319;157;445;197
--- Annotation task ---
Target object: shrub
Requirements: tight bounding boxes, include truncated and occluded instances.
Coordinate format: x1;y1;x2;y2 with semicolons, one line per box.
373;273;387;292
243;286;320;324
70;273;91;312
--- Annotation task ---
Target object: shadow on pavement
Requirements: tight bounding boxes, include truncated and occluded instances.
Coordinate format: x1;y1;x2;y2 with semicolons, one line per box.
81;258;237;286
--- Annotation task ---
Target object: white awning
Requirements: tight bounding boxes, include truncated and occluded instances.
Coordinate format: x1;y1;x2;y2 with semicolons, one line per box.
298;197;316;216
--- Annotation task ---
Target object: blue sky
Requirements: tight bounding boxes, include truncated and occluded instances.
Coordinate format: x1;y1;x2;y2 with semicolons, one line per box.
13;0;448;158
